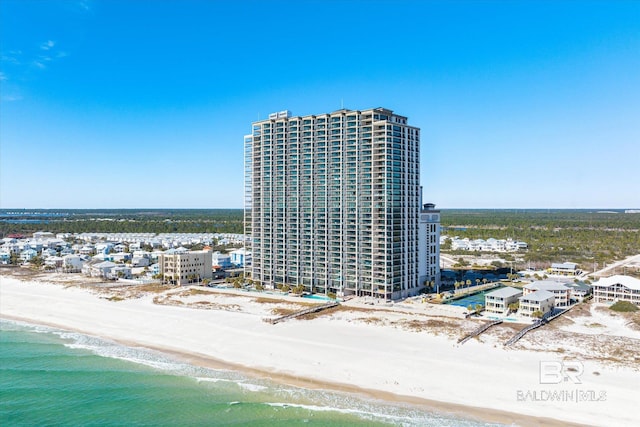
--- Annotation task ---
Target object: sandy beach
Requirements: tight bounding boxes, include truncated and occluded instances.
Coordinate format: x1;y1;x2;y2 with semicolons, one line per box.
1;274;639;426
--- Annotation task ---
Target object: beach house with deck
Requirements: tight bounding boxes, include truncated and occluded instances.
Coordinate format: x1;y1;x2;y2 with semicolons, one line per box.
593;275;640;306
519;290;555;318
524;280;571;307
485;287;523;315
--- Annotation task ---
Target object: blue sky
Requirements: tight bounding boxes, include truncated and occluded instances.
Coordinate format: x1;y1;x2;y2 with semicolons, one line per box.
1;0;639;209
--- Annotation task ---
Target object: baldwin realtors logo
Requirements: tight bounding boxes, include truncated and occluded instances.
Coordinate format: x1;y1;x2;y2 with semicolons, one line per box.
516;361;607;403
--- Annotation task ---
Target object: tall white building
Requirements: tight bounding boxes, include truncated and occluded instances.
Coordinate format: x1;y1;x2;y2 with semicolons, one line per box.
419;202;440;291
245;108;422;300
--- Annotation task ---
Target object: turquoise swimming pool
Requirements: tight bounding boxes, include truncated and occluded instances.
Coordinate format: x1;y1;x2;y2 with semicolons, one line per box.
302;294;336;302
444;286;504;308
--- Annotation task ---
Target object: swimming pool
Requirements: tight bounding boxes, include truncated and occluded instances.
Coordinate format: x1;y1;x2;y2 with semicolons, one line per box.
444;286;504;308
302;294;337;302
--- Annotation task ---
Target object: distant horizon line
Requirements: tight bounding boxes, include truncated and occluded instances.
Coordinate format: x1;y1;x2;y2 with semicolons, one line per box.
1;207;639;211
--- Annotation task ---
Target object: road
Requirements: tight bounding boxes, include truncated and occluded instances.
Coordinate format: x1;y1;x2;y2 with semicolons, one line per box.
582;253;640;278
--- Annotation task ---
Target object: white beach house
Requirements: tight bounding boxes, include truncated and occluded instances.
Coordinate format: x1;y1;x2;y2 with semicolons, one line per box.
564;281;593;302
593;275;640;306
523;280;571;307
519;290;555;318
484;287;523;315
63;254;84;272
548;262;580;276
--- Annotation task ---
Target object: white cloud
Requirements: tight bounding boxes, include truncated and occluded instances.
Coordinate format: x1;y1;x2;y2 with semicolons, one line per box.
0;72;6;81
33;61;46;69
41;40;55;50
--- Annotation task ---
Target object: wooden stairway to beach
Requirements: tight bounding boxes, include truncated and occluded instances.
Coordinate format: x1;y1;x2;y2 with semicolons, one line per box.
264;301;339;325
504;307;570;346
458;319;503;345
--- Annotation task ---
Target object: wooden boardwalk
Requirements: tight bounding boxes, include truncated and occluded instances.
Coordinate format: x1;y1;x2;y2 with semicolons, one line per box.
504;307;571;347
264;301;339;324
458;319;503;345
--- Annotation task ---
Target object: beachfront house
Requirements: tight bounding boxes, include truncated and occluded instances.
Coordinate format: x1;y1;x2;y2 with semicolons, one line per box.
1;242;20;254
564;282;593;302
19;249;38;263
107;265;132;280
63;254;84;272
519;290;555;318
44;256;64;269
83;261;116;278
593;275;640;307
484;287;523;315
0;251;11;264
523;280;571;307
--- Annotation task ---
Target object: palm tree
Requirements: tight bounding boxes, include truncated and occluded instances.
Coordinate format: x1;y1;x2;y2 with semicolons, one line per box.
465;279;472;294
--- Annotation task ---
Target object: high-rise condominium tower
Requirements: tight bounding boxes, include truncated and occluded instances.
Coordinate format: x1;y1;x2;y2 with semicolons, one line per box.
244;108;421;300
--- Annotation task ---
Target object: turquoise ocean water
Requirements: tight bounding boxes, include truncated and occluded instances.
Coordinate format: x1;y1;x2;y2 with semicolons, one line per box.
0;319;500;426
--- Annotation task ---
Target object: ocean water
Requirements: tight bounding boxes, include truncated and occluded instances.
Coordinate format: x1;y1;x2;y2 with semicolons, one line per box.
0;320;499;426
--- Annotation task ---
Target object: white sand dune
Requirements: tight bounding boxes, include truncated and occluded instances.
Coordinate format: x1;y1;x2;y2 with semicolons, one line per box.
1;276;638;426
